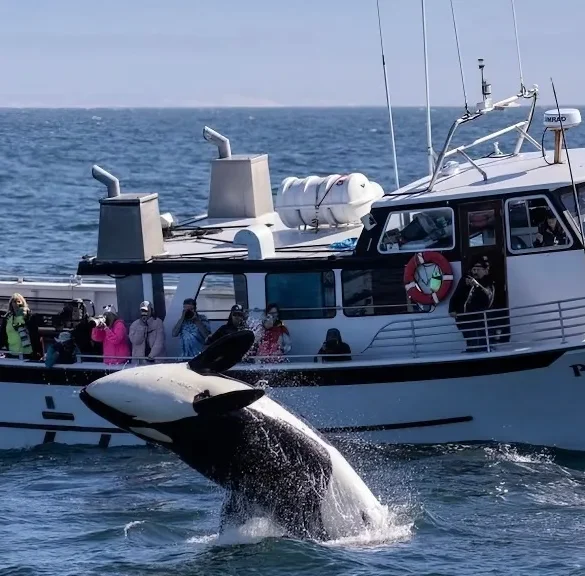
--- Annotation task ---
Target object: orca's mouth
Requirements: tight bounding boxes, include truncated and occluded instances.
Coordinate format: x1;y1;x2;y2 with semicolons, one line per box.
79;386;136;431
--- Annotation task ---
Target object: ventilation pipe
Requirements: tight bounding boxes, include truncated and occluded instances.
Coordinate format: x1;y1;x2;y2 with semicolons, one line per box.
92;165;120;198
203;126;232;159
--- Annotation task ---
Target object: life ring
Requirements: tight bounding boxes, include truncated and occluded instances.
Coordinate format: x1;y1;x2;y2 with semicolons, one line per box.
403;251;454;305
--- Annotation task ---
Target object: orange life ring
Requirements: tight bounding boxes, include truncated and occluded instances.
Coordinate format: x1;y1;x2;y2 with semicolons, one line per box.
403;251;454;305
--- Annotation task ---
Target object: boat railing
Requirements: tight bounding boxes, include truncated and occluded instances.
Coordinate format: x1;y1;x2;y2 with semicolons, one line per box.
1;296;584;367
364;296;585;358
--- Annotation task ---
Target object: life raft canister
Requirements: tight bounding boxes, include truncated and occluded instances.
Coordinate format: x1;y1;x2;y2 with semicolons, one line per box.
403;251;454;305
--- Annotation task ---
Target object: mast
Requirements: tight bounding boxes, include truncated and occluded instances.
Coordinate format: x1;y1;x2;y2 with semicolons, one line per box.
375;0;400;190
421;0;434;175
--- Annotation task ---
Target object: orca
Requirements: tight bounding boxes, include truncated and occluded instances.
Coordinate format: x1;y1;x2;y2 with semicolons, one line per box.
79;329;388;541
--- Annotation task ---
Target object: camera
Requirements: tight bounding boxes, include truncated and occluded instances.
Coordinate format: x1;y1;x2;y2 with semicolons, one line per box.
88;315;106;328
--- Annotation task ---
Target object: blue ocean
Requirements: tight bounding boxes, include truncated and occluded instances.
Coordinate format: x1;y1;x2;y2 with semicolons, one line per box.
2;105;585;575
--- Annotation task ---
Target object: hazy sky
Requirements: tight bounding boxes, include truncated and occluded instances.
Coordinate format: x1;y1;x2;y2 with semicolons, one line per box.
0;0;582;107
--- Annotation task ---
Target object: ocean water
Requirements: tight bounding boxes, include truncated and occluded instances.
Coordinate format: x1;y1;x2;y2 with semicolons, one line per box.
3;106;585;575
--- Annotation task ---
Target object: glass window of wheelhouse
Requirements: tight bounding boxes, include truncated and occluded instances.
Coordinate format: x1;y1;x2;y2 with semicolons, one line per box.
560;182;585;239
505;194;573;253
377;206;455;254
195;273;248;320
264;271;336;320
341;269;432;317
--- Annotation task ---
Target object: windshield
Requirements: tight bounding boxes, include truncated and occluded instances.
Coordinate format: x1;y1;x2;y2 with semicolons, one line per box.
378;207;455;253
561;183;585;235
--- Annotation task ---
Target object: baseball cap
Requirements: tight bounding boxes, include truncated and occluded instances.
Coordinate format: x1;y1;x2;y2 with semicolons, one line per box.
231;304;244;314
139;300;150;312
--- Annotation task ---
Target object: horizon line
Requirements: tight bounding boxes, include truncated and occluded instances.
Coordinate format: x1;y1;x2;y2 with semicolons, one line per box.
0;103;579;110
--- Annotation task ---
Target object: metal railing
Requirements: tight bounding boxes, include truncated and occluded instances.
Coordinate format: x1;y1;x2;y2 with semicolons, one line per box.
425;85;539;192
2;296;585;369
363;297;585;357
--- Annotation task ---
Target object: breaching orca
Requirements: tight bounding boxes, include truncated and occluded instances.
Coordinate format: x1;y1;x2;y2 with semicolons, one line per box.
79;329;388;541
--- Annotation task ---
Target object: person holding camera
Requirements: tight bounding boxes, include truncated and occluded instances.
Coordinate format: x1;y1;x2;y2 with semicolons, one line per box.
448;256;495;353
129;301;165;363
255;303;291;362
90;305;131;365
315;328;351;362
172;298;210;359
44;331;80;368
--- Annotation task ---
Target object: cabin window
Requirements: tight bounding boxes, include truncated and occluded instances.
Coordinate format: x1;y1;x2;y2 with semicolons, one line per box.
195;273;248;320
265;271;336;320
467;209;496;247
505;195;572;253
377;207;455;253
341;269;432;317
561;183;585;235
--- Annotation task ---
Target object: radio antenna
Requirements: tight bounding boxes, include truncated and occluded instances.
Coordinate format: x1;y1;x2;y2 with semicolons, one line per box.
375;0;400;190
421;0;434;176
550;77;585;240
510;0;525;92
449;0;469;115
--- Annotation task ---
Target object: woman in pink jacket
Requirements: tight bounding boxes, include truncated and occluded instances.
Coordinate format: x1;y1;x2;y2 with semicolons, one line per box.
91;306;131;365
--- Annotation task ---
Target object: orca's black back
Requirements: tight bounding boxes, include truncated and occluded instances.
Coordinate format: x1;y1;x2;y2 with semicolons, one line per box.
159;408;334;540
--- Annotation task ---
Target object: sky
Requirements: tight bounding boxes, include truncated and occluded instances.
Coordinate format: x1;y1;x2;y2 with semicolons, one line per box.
0;0;582;107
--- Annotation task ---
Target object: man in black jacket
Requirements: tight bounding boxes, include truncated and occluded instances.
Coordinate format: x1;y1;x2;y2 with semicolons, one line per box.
448;256;495;352
205;304;246;346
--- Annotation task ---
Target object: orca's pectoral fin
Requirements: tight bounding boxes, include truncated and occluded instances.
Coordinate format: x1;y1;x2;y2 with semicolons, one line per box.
188;329;256;374
193;388;265;416
219;491;254;533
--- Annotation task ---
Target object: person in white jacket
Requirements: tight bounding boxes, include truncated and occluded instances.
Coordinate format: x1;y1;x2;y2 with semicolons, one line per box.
128;301;166;363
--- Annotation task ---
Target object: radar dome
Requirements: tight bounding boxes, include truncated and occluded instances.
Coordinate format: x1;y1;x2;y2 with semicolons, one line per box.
543;108;582;130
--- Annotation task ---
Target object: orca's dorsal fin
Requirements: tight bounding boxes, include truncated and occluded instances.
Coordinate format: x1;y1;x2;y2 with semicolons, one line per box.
188;329;256;374
193;388;265;416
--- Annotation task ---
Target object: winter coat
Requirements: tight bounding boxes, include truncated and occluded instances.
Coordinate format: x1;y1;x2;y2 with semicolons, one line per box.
91;318;131;365
128;316;166;360
257;323;291;359
3;311;33;355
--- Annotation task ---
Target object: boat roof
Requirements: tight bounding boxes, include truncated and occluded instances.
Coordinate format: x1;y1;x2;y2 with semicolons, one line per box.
373;149;585;209
157;212;362;262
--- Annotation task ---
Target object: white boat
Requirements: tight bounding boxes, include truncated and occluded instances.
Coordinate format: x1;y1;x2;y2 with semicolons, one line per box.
3;65;585;452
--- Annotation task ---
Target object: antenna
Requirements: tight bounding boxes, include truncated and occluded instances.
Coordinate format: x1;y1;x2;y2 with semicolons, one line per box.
375;0;400;190
449;0;469;115
510;0;525;92
421;0;434;176
477;58;493;111
550;78;585;241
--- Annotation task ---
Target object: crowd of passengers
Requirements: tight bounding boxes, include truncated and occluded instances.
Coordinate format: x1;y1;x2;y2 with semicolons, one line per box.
0;293;352;367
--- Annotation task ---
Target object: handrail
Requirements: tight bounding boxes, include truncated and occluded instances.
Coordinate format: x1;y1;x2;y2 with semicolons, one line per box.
2;295;585;368
425;85;539;192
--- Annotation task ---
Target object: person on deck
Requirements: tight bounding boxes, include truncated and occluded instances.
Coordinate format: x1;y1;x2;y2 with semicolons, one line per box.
0;293;42;359
315;328;351;362
57;299;100;358
256;303;292;362
91;306;131;365
448;256;495;353
172;298;210;359
129;300;166;363
44;331;80;368
205;304;246;346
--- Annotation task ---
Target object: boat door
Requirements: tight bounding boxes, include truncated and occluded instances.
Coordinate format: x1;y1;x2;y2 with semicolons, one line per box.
458;200;510;341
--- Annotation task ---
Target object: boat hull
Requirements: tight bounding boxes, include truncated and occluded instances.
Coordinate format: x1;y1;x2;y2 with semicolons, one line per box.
1;345;585;451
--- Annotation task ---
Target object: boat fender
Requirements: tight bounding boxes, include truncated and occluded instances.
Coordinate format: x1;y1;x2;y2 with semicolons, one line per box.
403;251;454;305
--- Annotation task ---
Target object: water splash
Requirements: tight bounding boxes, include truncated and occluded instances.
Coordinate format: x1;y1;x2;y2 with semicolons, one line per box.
123;520;145;538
